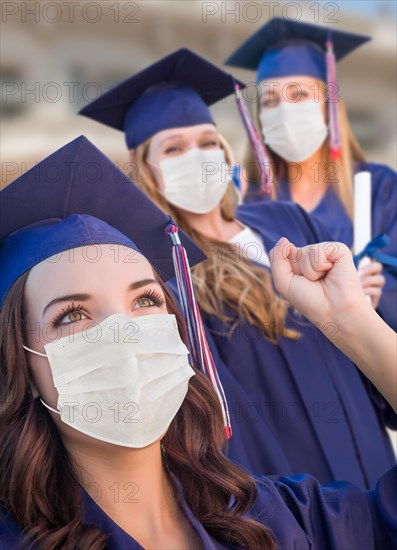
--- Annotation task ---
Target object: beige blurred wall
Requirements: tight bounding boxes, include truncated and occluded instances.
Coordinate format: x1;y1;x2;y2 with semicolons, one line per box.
1;1;396;187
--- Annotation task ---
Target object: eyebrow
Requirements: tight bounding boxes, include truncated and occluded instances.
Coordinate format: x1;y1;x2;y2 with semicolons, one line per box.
159;130;217;147
262;83;311;99
42;278;160;317
159;134;184;146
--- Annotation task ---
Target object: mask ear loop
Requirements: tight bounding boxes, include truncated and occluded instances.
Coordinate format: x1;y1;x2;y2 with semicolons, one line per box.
22;345;61;415
22;344;46;357
39;398;61;415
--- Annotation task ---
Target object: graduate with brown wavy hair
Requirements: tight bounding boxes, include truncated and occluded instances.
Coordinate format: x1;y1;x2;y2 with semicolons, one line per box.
0;136;275;549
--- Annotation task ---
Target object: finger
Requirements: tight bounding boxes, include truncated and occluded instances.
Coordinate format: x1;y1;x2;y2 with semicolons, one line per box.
290;243;334;281
361;275;386;290
322;241;351;265
363;286;382;298
286;243;304;276
270;237;295;296
321;242;361;281
295;247;326;281
359;261;383;277
309;244;334;274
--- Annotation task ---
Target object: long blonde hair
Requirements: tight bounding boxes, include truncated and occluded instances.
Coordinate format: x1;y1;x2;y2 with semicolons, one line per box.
131;134;297;342
245;82;365;219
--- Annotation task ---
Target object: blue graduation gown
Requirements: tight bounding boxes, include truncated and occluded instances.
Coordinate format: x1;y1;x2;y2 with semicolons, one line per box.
170;201;396;489
1;466;396;549
244;162;397;330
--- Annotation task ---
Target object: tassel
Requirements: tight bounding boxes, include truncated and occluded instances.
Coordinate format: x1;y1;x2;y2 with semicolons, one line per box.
165;222;232;439
325;32;341;160
234;82;272;196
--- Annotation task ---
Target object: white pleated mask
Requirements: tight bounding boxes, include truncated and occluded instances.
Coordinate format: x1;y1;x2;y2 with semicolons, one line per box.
23;313;195;448
159;148;229;214
260;100;328;163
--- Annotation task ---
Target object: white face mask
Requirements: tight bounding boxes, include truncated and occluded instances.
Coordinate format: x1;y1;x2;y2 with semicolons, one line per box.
24;313;195;448
159;148;229;214
259;100;328;163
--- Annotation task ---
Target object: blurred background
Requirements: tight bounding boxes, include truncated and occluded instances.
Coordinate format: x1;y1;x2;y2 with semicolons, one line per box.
1;0;396;187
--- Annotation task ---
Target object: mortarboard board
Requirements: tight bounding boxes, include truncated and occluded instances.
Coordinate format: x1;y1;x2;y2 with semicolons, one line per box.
79;48;245;149
80;47;272;196
0;135;231;438
0;135;205;303
225;18;370;159
225;18;370;83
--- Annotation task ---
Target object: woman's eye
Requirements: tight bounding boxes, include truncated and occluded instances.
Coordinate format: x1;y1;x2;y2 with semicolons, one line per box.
201;141;220;148
135;296;156;308
133;292;165;310
295;90;309;101
53;307;88;327
261;97;277;108
64;311;85;323
164;146;182;155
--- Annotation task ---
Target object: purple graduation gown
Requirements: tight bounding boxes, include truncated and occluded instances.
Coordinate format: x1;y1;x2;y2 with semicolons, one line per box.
1;467;396;549
244;162;397;330
169;200;396;489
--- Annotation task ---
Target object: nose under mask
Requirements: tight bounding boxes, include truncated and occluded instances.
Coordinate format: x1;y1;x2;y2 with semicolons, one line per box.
158;148;230;214
260;100;328;163
23;313;195;448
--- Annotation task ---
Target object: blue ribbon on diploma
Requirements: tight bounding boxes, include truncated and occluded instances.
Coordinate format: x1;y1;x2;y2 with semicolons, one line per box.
353;233;397;269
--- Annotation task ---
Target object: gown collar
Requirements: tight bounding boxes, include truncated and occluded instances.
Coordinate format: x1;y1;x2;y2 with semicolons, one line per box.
81;475;229;549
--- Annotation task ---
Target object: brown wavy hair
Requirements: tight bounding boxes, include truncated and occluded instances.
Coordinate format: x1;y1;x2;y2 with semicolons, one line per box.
130;135;297;342
0;270;276;550
244;82;366;220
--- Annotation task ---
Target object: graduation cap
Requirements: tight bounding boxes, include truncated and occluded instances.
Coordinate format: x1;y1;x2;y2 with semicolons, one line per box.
225;18;371;159
0;135;205;296
0;136;231;438
80;48;273;195
79;48;245;150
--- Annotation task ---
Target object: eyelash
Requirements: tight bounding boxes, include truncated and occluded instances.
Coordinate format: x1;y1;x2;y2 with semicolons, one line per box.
262;91;309;106
50;290;166;328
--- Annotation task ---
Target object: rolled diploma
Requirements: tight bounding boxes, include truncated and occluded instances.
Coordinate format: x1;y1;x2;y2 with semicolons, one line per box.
354;171;372;300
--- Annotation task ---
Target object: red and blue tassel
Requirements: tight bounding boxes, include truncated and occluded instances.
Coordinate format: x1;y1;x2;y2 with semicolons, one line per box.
165;223;232;440
325;32;342;160
234;82;273;196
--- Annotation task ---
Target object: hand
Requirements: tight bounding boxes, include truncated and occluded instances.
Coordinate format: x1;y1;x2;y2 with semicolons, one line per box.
270;238;397;412
270;238;369;328
358;261;385;309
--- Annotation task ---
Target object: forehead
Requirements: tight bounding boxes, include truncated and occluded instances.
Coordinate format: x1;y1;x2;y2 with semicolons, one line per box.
24;245;154;301
151;123;217;144
261;75;320;90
